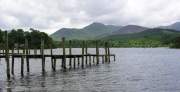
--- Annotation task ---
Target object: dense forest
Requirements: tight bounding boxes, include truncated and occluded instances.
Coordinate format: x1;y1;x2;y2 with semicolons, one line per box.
0;28;53;49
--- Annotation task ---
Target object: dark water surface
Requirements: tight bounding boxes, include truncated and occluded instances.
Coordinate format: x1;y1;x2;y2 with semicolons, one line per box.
1;48;180;92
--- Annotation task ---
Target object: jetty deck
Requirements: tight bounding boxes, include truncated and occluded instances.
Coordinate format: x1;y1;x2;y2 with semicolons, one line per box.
0;31;116;80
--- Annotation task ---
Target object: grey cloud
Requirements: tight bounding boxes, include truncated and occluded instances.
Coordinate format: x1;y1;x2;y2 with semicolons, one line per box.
0;0;180;34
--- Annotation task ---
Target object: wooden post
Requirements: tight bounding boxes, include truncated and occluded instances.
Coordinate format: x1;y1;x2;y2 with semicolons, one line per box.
105;42;108;63
41;37;45;73
62;37;66;69
21;49;25;77
89;56;91;66
53;59;56;71
17;43;19;54
113;55;116;61
78;57;80;67
81;41;85;68
69;40;72;68
25;38;30;73
96;41;99;65
73;57;76;69
85;41;88;65
50;46;54;70
107;42;111;63
17;32;20;54
5;31;10;80
11;48;14;75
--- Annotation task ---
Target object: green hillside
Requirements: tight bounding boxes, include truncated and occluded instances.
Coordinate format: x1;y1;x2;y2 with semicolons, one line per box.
103;28;180;40
102;28;180;47
50;22;180;47
50;22;121;41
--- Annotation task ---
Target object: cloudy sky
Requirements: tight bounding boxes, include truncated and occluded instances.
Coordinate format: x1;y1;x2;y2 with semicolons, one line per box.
0;0;180;34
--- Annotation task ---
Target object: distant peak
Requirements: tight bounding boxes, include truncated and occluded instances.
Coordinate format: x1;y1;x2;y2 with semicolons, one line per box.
125;25;142;27
172;21;180;25
84;22;105;29
90;22;105;26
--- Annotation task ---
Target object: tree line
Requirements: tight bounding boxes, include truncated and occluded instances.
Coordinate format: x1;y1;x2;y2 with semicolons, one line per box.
1;28;180;49
0;28;53;49
0;28;111;49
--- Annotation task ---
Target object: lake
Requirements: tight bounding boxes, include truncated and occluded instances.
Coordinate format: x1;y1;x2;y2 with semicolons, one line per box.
0;48;180;92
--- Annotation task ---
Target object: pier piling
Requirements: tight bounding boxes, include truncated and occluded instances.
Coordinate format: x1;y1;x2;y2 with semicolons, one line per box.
21;49;25;77
5;31;10;80
81;41;85;68
25;38;30;73
41;36;45;73
62;37;66;69
73;57;76;69
96;41;99;65
85;41;88;65
69;40;72;68
11;48;14;75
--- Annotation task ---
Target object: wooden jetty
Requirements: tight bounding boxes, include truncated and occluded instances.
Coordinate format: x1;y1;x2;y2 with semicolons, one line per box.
0;31;116;80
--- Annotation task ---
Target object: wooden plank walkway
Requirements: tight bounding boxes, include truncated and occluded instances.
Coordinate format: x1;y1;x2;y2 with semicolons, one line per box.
0;54;115;58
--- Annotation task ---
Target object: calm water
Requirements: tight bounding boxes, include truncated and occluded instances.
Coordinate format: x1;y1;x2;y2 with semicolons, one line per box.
1;48;180;92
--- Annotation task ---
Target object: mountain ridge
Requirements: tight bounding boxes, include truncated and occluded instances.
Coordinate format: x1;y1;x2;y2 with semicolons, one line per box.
51;22;122;40
51;21;180;41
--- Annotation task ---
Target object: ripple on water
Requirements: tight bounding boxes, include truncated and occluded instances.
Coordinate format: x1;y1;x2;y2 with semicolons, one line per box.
1;48;180;92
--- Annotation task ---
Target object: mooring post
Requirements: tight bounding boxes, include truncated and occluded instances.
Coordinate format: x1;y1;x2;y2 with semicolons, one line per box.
69;40;72;68
107;42;111;63
41;36;45;73
89;56;91;66
85;41;88;65
105;42;108;63
25;38;30;73
78;57;80;67
81;41;85;68
96;40;99;65
53;59;56;71
113;55;116;61
5;31;10;80
11;48;14;75
62;37;66;69
21;48;25;77
17;43;19;54
50;45;54;70
17;32;20;54
73;57;76;69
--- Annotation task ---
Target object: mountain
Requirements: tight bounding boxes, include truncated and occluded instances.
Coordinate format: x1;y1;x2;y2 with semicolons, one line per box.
159;22;180;31
112;25;149;35
50;28;87;41
102;28;180;42
51;22;180;41
51;22;122;40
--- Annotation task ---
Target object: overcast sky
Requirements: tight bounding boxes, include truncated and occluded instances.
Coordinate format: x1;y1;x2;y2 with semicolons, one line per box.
0;0;180;34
